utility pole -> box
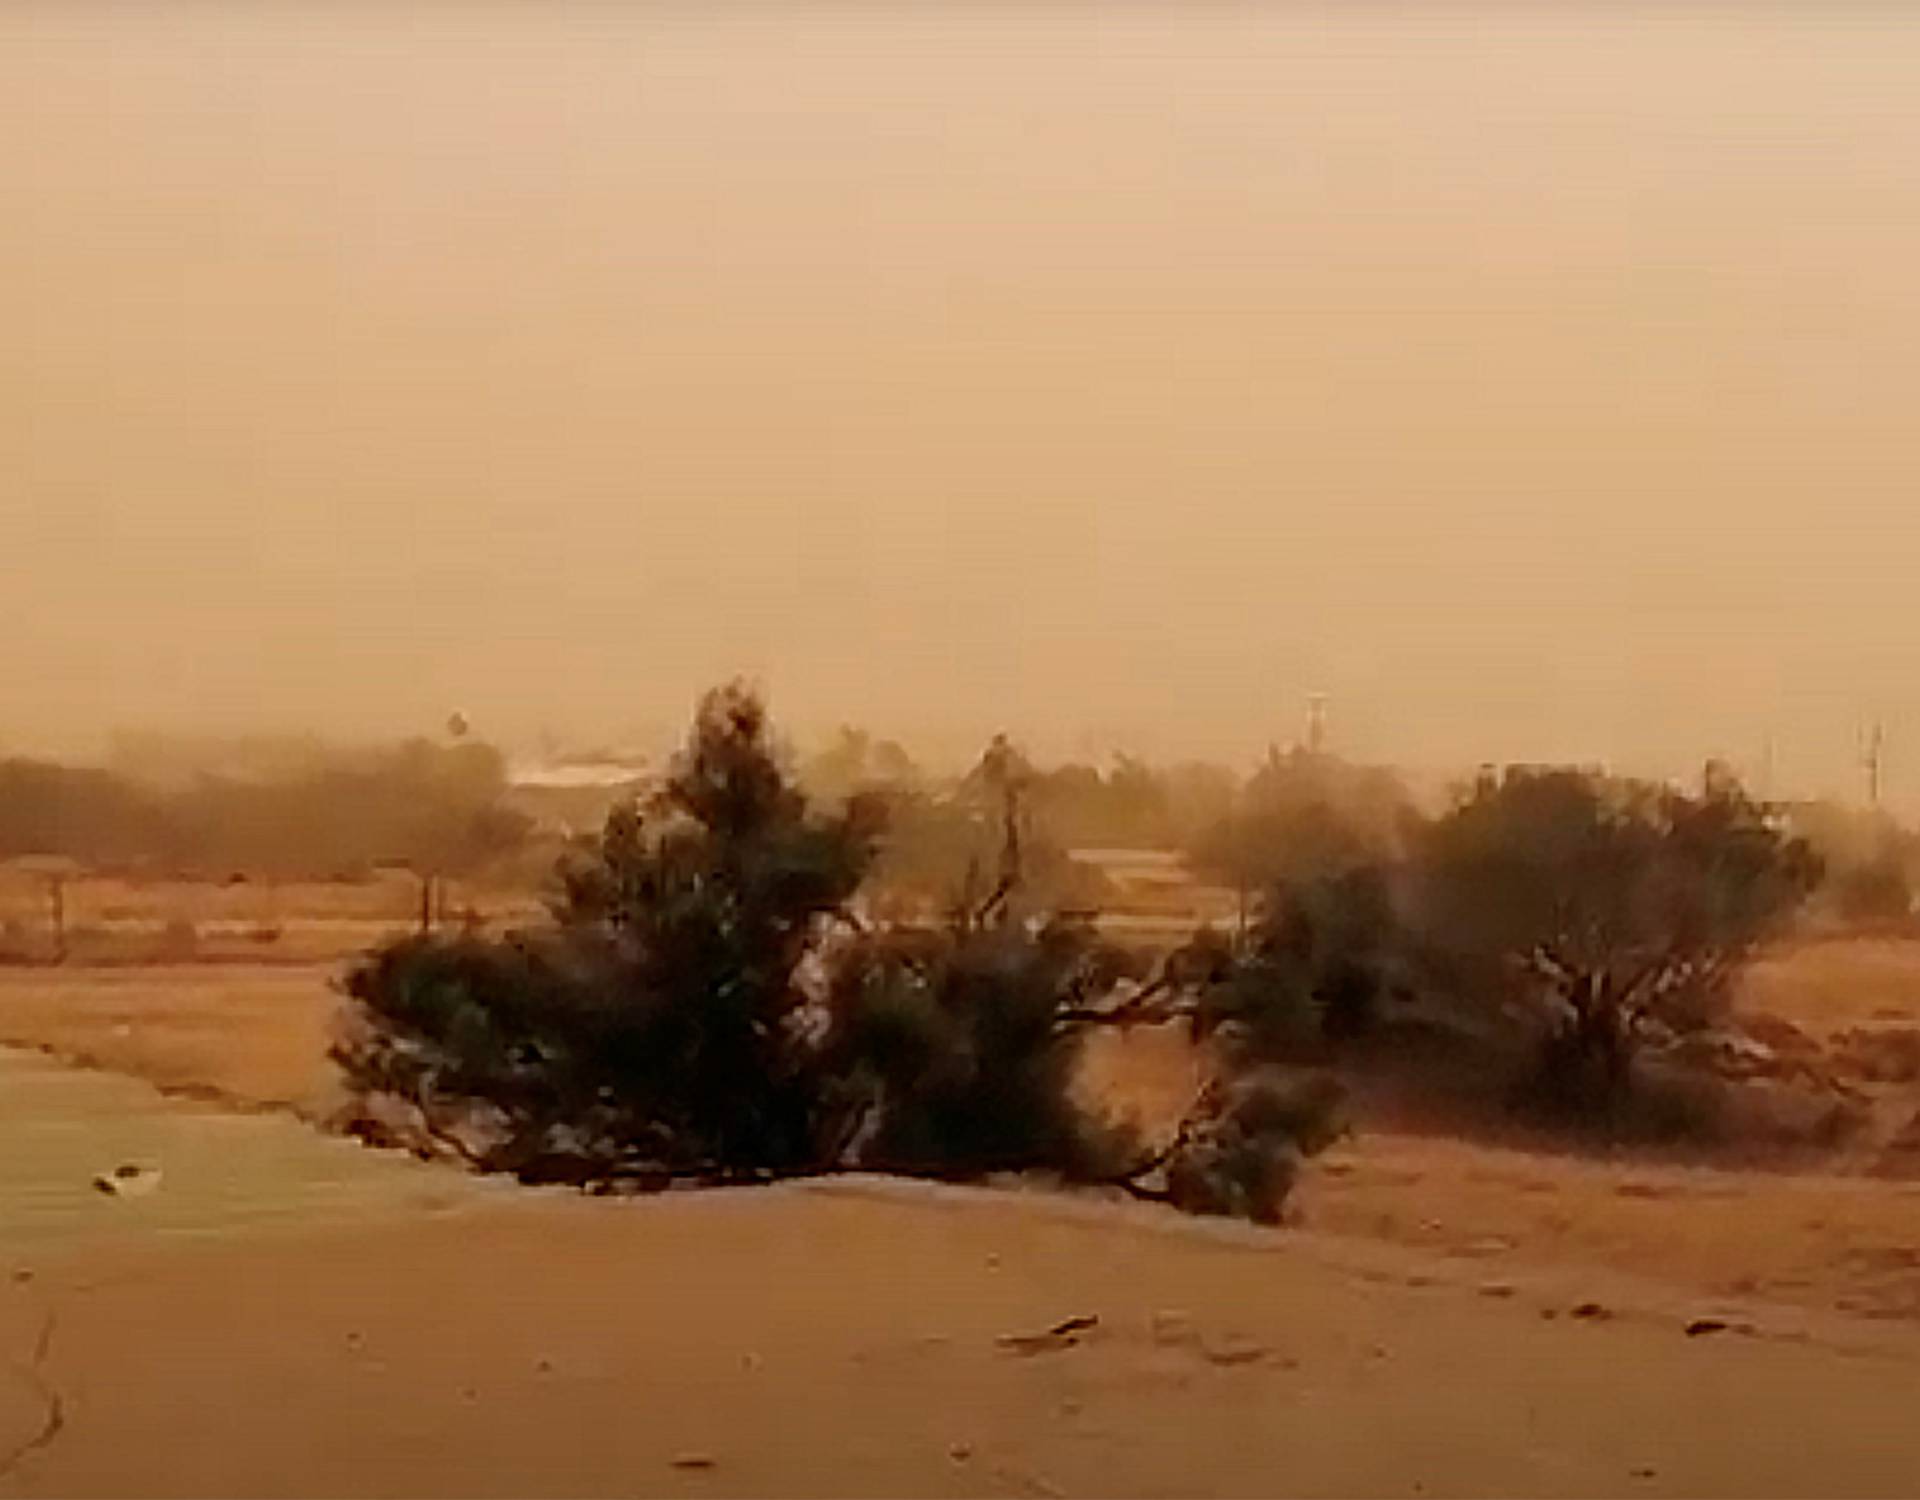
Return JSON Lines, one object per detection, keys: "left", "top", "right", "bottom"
{"left": 1862, "top": 721, "right": 1886, "bottom": 809}
{"left": 1306, "top": 693, "right": 1328, "bottom": 756}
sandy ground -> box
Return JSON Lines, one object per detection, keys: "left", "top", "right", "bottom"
{"left": 6, "top": 1176, "right": 1920, "bottom": 1499}
{"left": 3, "top": 940, "right": 1920, "bottom": 1495}
{"left": 0, "top": 966, "right": 339, "bottom": 1116}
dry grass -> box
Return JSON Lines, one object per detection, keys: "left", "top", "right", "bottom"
{"left": 0, "top": 964, "right": 341, "bottom": 1115}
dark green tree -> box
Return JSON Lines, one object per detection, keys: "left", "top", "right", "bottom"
{"left": 334, "top": 683, "right": 880, "bottom": 1180}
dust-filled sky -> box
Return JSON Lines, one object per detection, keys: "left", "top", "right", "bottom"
{"left": 6, "top": 4, "right": 1920, "bottom": 799}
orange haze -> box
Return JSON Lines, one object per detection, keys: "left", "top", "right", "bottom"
{"left": 6, "top": 5, "right": 1920, "bottom": 803}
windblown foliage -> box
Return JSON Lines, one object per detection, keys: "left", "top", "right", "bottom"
{"left": 1410, "top": 767, "right": 1821, "bottom": 1103}
{"left": 335, "top": 685, "right": 1341, "bottom": 1220}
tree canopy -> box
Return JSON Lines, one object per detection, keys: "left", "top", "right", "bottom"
{"left": 1409, "top": 766, "right": 1821, "bottom": 1099}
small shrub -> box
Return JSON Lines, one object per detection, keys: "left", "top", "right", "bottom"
{"left": 1161, "top": 1070, "right": 1347, "bottom": 1225}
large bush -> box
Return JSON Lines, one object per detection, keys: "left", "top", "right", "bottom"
{"left": 1409, "top": 767, "right": 1821, "bottom": 1107}
{"left": 1182, "top": 763, "right": 1826, "bottom": 1141}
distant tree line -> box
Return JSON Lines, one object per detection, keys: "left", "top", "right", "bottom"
{"left": 0, "top": 741, "right": 530, "bottom": 879}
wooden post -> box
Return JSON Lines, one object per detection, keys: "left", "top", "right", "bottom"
{"left": 47, "top": 875, "right": 66, "bottom": 965}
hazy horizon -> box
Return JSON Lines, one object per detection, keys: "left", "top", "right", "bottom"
{"left": 9, "top": 5, "right": 1920, "bottom": 807}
